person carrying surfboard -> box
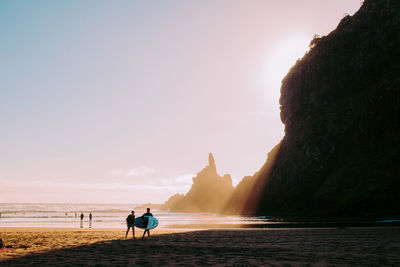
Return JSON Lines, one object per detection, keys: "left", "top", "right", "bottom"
{"left": 126, "top": 210, "right": 135, "bottom": 239}
{"left": 141, "top": 208, "right": 153, "bottom": 238}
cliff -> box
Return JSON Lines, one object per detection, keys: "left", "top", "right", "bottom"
{"left": 222, "top": 143, "right": 281, "bottom": 215}
{"left": 254, "top": 0, "right": 400, "bottom": 217}
{"left": 162, "top": 153, "right": 234, "bottom": 213}
{"left": 162, "top": 0, "right": 399, "bottom": 217}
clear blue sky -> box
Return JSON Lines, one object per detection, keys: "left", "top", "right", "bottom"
{"left": 0, "top": 0, "right": 360, "bottom": 203}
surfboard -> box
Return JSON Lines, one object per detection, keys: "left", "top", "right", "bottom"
{"left": 134, "top": 216, "right": 159, "bottom": 229}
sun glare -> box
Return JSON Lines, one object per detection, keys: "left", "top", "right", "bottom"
{"left": 265, "top": 35, "right": 311, "bottom": 109}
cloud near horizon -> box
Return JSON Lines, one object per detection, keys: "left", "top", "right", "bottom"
{"left": 108, "top": 166, "right": 156, "bottom": 177}
{"left": 0, "top": 173, "right": 194, "bottom": 203}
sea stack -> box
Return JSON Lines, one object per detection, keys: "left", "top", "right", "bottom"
{"left": 208, "top": 153, "right": 216, "bottom": 172}
{"left": 162, "top": 153, "right": 234, "bottom": 213}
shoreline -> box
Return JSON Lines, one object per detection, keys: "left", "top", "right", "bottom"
{"left": 2, "top": 218, "right": 399, "bottom": 231}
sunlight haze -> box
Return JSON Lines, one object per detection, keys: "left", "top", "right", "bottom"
{"left": 0, "top": 0, "right": 360, "bottom": 203}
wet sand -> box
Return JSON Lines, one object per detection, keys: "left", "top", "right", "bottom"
{"left": 1, "top": 227, "right": 399, "bottom": 266}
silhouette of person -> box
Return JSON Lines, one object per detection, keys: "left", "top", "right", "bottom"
{"left": 126, "top": 210, "right": 135, "bottom": 239}
{"left": 80, "top": 213, "right": 84, "bottom": 228}
{"left": 89, "top": 212, "right": 92, "bottom": 228}
{"left": 141, "top": 208, "right": 153, "bottom": 238}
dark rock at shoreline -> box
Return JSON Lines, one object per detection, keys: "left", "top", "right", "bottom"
{"left": 254, "top": 0, "right": 400, "bottom": 217}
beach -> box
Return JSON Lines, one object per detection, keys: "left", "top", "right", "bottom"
{"left": 1, "top": 227, "right": 399, "bottom": 266}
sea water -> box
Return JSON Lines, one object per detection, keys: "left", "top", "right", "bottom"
{"left": 0, "top": 203, "right": 273, "bottom": 229}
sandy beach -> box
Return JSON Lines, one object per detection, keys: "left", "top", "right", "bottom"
{"left": 1, "top": 226, "right": 399, "bottom": 266}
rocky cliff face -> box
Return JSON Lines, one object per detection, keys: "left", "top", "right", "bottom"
{"left": 255, "top": 0, "right": 400, "bottom": 217}
{"left": 162, "top": 153, "right": 234, "bottom": 213}
{"left": 223, "top": 143, "right": 281, "bottom": 215}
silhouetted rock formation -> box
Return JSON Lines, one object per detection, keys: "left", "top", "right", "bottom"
{"left": 254, "top": 0, "right": 400, "bottom": 217}
{"left": 208, "top": 153, "right": 216, "bottom": 173}
{"left": 223, "top": 143, "right": 281, "bottom": 215}
{"left": 162, "top": 0, "right": 399, "bottom": 217}
{"left": 162, "top": 153, "right": 234, "bottom": 213}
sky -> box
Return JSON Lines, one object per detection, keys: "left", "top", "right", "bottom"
{"left": 0, "top": 0, "right": 361, "bottom": 203}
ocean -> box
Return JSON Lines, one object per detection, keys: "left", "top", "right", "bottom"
{"left": 0, "top": 203, "right": 271, "bottom": 229}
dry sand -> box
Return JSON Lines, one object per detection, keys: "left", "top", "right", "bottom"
{"left": 0, "top": 227, "right": 399, "bottom": 266}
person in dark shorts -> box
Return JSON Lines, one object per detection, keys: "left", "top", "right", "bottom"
{"left": 89, "top": 212, "right": 93, "bottom": 228}
{"left": 80, "top": 213, "right": 84, "bottom": 228}
{"left": 126, "top": 210, "right": 135, "bottom": 239}
{"left": 141, "top": 208, "right": 153, "bottom": 238}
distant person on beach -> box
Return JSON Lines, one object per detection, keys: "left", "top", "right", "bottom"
{"left": 126, "top": 210, "right": 135, "bottom": 239}
{"left": 141, "top": 208, "right": 153, "bottom": 238}
{"left": 89, "top": 212, "right": 92, "bottom": 228}
{"left": 80, "top": 213, "right": 84, "bottom": 228}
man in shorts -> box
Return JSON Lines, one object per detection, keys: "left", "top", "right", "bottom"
{"left": 141, "top": 208, "right": 153, "bottom": 238}
{"left": 126, "top": 210, "right": 135, "bottom": 239}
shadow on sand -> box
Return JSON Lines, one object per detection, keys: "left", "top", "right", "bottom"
{"left": 1, "top": 228, "right": 400, "bottom": 266}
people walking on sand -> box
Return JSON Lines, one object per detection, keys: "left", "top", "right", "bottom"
{"left": 80, "top": 213, "right": 84, "bottom": 228}
{"left": 89, "top": 212, "right": 92, "bottom": 228}
{"left": 141, "top": 208, "right": 153, "bottom": 238}
{"left": 126, "top": 210, "right": 135, "bottom": 239}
